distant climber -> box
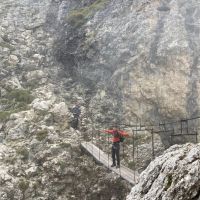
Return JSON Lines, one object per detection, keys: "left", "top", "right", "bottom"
{"left": 70, "top": 103, "right": 81, "bottom": 130}
{"left": 102, "top": 126, "right": 129, "bottom": 168}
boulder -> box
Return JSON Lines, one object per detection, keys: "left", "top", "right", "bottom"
{"left": 5, "top": 118, "right": 29, "bottom": 140}
{"left": 10, "top": 110, "right": 35, "bottom": 122}
{"left": 25, "top": 70, "right": 47, "bottom": 81}
{"left": 127, "top": 144, "right": 200, "bottom": 200}
{"left": 31, "top": 98, "right": 51, "bottom": 111}
{"left": 8, "top": 55, "right": 19, "bottom": 65}
{"left": 50, "top": 102, "right": 69, "bottom": 123}
{"left": 6, "top": 110, "right": 35, "bottom": 140}
{"left": 0, "top": 167, "right": 12, "bottom": 183}
{"left": 5, "top": 77, "right": 22, "bottom": 89}
{"left": 25, "top": 164, "right": 38, "bottom": 177}
{"left": 33, "top": 85, "right": 56, "bottom": 102}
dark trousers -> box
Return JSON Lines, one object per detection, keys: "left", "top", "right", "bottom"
{"left": 112, "top": 142, "right": 120, "bottom": 166}
{"left": 72, "top": 117, "right": 79, "bottom": 130}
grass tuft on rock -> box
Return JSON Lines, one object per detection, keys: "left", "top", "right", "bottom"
{"left": 0, "top": 41, "right": 15, "bottom": 50}
{"left": 0, "top": 89, "right": 34, "bottom": 122}
{"left": 0, "top": 111, "right": 11, "bottom": 121}
{"left": 18, "top": 178, "right": 29, "bottom": 193}
{"left": 128, "top": 160, "right": 136, "bottom": 169}
{"left": 66, "top": 0, "right": 109, "bottom": 27}
{"left": 6, "top": 89, "right": 34, "bottom": 104}
{"left": 4, "top": 155, "right": 16, "bottom": 164}
{"left": 165, "top": 174, "right": 173, "bottom": 191}
{"left": 60, "top": 142, "right": 71, "bottom": 149}
{"left": 36, "top": 130, "right": 48, "bottom": 141}
{"left": 16, "top": 147, "right": 29, "bottom": 161}
{"left": 58, "top": 160, "right": 67, "bottom": 171}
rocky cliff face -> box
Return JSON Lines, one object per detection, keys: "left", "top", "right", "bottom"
{"left": 127, "top": 143, "right": 200, "bottom": 200}
{"left": 0, "top": 0, "right": 130, "bottom": 199}
{"left": 1, "top": 0, "right": 200, "bottom": 199}
{"left": 55, "top": 0, "right": 200, "bottom": 125}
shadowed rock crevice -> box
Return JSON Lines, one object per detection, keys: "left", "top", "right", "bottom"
{"left": 180, "top": 1, "right": 200, "bottom": 117}
{"left": 149, "top": 0, "right": 172, "bottom": 66}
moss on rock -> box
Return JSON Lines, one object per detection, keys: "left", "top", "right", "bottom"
{"left": 18, "top": 178, "right": 29, "bottom": 193}
{"left": 0, "top": 89, "right": 34, "bottom": 122}
{"left": 0, "top": 111, "right": 11, "bottom": 121}
{"left": 36, "top": 130, "right": 48, "bottom": 141}
{"left": 6, "top": 89, "right": 34, "bottom": 104}
{"left": 59, "top": 142, "right": 71, "bottom": 149}
{"left": 16, "top": 146, "right": 29, "bottom": 160}
{"left": 66, "top": 0, "right": 109, "bottom": 27}
{"left": 164, "top": 174, "right": 173, "bottom": 191}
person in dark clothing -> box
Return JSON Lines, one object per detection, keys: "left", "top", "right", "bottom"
{"left": 102, "top": 127, "right": 129, "bottom": 168}
{"left": 71, "top": 104, "right": 81, "bottom": 130}
{"left": 111, "top": 137, "right": 120, "bottom": 168}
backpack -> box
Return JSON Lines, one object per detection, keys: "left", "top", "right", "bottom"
{"left": 119, "top": 135, "right": 125, "bottom": 142}
{"left": 114, "top": 130, "right": 125, "bottom": 143}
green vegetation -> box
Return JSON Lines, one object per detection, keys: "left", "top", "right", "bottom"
{"left": 6, "top": 89, "right": 34, "bottom": 104}
{"left": 4, "top": 155, "right": 16, "bottom": 164}
{"left": 66, "top": 0, "right": 109, "bottom": 27}
{"left": 0, "top": 111, "right": 11, "bottom": 121}
{"left": 36, "top": 130, "right": 48, "bottom": 141}
{"left": 165, "top": 174, "right": 173, "bottom": 191}
{"left": 58, "top": 160, "right": 66, "bottom": 171}
{"left": 18, "top": 178, "right": 29, "bottom": 193}
{"left": 25, "top": 79, "right": 39, "bottom": 90}
{"left": 16, "top": 147, "right": 29, "bottom": 161}
{"left": 0, "top": 106, "right": 28, "bottom": 122}
{"left": 0, "top": 41, "right": 15, "bottom": 50}
{"left": 0, "top": 89, "right": 34, "bottom": 122}
{"left": 0, "top": 98, "right": 12, "bottom": 104}
{"left": 60, "top": 142, "right": 71, "bottom": 149}
{"left": 128, "top": 160, "right": 136, "bottom": 169}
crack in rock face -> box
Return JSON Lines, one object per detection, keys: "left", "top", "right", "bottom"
{"left": 127, "top": 143, "right": 200, "bottom": 200}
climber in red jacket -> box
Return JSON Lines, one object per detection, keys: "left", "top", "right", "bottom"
{"left": 102, "top": 126, "right": 129, "bottom": 168}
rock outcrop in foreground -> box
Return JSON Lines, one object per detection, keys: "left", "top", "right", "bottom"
{"left": 127, "top": 143, "right": 200, "bottom": 200}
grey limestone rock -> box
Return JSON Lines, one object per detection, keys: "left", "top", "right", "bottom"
{"left": 127, "top": 143, "right": 200, "bottom": 200}
{"left": 1, "top": 0, "right": 200, "bottom": 199}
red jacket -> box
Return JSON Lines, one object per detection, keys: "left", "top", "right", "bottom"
{"left": 102, "top": 129, "right": 129, "bottom": 143}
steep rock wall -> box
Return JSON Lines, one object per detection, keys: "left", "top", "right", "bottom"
{"left": 1, "top": 0, "right": 200, "bottom": 199}
{"left": 55, "top": 0, "right": 200, "bottom": 125}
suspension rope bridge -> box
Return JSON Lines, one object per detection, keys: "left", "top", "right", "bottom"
{"left": 79, "top": 114, "right": 200, "bottom": 185}
{"left": 76, "top": 67, "right": 200, "bottom": 185}
{"left": 81, "top": 141, "right": 139, "bottom": 185}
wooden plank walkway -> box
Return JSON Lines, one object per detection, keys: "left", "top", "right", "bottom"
{"left": 81, "top": 142, "right": 139, "bottom": 185}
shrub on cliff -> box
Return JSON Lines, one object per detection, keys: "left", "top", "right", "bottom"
{"left": 6, "top": 89, "right": 34, "bottom": 104}
{"left": 66, "top": 0, "right": 109, "bottom": 27}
